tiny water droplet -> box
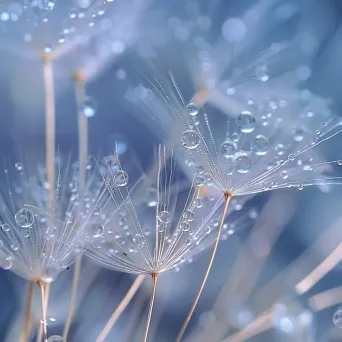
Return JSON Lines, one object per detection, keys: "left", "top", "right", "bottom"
{"left": 158, "top": 211, "right": 171, "bottom": 224}
{"left": 113, "top": 170, "right": 128, "bottom": 187}
{"left": 181, "top": 130, "right": 200, "bottom": 150}
{"left": 81, "top": 97, "right": 97, "bottom": 117}
{"left": 186, "top": 103, "right": 199, "bottom": 116}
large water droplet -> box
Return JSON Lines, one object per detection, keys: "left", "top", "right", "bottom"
{"left": 0, "top": 257, "right": 12, "bottom": 270}
{"left": 81, "top": 97, "right": 97, "bottom": 117}
{"left": 15, "top": 209, "right": 34, "bottom": 228}
{"left": 186, "top": 103, "right": 199, "bottom": 116}
{"left": 158, "top": 211, "right": 171, "bottom": 224}
{"left": 113, "top": 170, "right": 128, "bottom": 187}
{"left": 251, "top": 135, "right": 268, "bottom": 156}
{"left": 333, "top": 310, "right": 342, "bottom": 328}
{"left": 236, "top": 111, "right": 256, "bottom": 133}
{"left": 181, "top": 130, "right": 200, "bottom": 150}
{"left": 91, "top": 223, "right": 104, "bottom": 238}
{"left": 234, "top": 152, "right": 251, "bottom": 174}
{"left": 221, "top": 140, "right": 237, "bottom": 158}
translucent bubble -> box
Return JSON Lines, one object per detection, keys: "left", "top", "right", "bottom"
{"left": 333, "top": 310, "right": 342, "bottom": 328}
{"left": 1, "top": 224, "right": 10, "bottom": 232}
{"left": 90, "top": 223, "right": 104, "bottom": 238}
{"left": 195, "top": 175, "right": 206, "bottom": 186}
{"left": 47, "top": 335, "right": 64, "bottom": 342}
{"left": 0, "top": 257, "right": 12, "bottom": 270}
{"left": 234, "top": 152, "right": 251, "bottom": 174}
{"left": 280, "top": 170, "right": 289, "bottom": 179}
{"left": 92, "top": 206, "right": 101, "bottom": 216}
{"left": 236, "top": 111, "right": 256, "bottom": 133}
{"left": 221, "top": 140, "right": 237, "bottom": 158}
{"left": 113, "top": 170, "right": 128, "bottom": 187}
{"left": 181, "top": 130, "right": 200, "bottom": 149}
{"left": 15, "top": 162, "right": 23, "bottom": 171}
{"left": 338, "top": 160, "right": 342, "bottom": 166}
{"left": 15, "top": 209, "right": 34, "bottom": 228}
{"left": 251, "top": 135, "right": 268, "bottom": 156}
{"left": 81, "top": 97, "right": 97, "bottom": 117}
{"left": 293, "top": 128, "right": 304, "bottom": 142}
{"left": 183, "top": 210, "right": 195, "bottom": 222}
{"left": 158, "top": 211, "right": 171, "bottom": 224}
{"left": 181, "top": 221, "right": 191, "bottom": 231}
{"left": 186, "top": 103, "right": 199, "bottom": 116}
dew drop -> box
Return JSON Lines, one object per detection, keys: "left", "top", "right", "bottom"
{"left": 186, "top": 103, "right": 199, "bottom": 116}
{"left": 234, "top": 152, "right": 251, "bottom": 174}
{"left": 81, "top": 97, "right": 97, "bottom": 117}
{"left": 251, "top": 135, "right": 268, "bottom": 156}
{"left": 221, "top": 140, "right": 237, "bottom": 158}
{"left": 90, "top": 223, "right": 104, "bottom": 238}
{"left": 181, "top": 130, "right": 200, "bottom": 150}
{"left": 92, "top": 206, "right": 101, "bottom": 216}
{"left": 15, "top": 209, "right": 34, "bottom": 228}
{"left": 293, "top": 128, "right": 304, "bottom": 142}
{"left": 196, "top": 198, "right": 203, "bottom": 208}
{"left": 0, "top": 257, "right": 12, "bottom": 270}
{"left": 337, "top": 160, "right": 342, "bottom": 166}
{"left": 195, "top": 175, "right": 206, "bottom": 187}
{"left": 15, "top": 162, "right": 23, "bottom": 171}
{"left": 113, "top": 170, "right": 128, "bottom": 187}
{"left": 288, "top": 154, "right": 295, "bottom": 161}
{"left": 181, "top": 221, "right": 191, "bottom": 231}
{"left": 333, "top": 310, "right": 342, "bottom": 328}
{"left": 280, "top": 170, "right": 288, "bottom": 179}
{"left": 1, "top": 224, "right": 10, "bottom": 232}
{"left": 158, "top": 211, "right": 171, "bottom": 224}
{"left": 183, "top": 210, "right": 195, "bottom": 222}
{"left": 236, "top": 111, "right": 256, "bottom": 133}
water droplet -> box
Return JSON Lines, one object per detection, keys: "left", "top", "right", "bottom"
{"left": 46, "top": 335, "right": 64, "bottom": 342}
{"left": 251, "top": 135, "right": 268, "bottom": 156}
{"left": 333, "top": 310, "right": 342, "bottom": 328}
{"left": 81, "top": 97, "right": 97, "bottom": 117}
{"left": 92, "top": 206, "right": 101, "bottom": 216}
{"left": 298, "top": 184, "right": 304, "bottom": 191}
{"left": 195, "top": 175, "right": 206, "bottom": 187}
{"left": 288, "top": 154, "right": 295, "bottom": 161}
{"left": 1, "top": 224, "right": 10, "bottom": 232}
{"left": 186, "top": 238, "right": 192, "bottom": 246}
{"left": 0, "top": 257, "right": 12, "bottom": 270}
{"left": 186, "top": 103, "right": 199, "bottom": 116}
{"left": 181, "top": 221, "right": 191, "bottom": 231}
{"left": 280, "top": 170, "right": 288, "bottom": 179}
{"left": 15, "top": 162, "right": 23, "bottom": 171}
{"left": 337, "top": 160, "right": 342, "bottom": 166}
{"left": 221, "top": 140, "right": 237, "bottom": 158}
{"left": 90, "top": 223, "right": 104, "bottom": 238}
{"left": 255, "top": 65, "right": 269, "bottom": 82}
{"left": 181, "top": 130, "right": 200, "bottom": 150}
{"left": 236, "top": 111, "right": 256, "bottom": 133}
{"left": 293, "top": 128, "right": 304, "bottom": 142}
{"left": 234, "top": 152, "right": 251, "bottom": 174}
{"left": 113, "top": 170, "right": 128, "bottom": 187}
{"left": 158, "top": 211, "right": 171, "bottom": 224}
{"left": 15, "top": 209, "right": 34, "bottom": 228}
{"left": 196, "top": 198, "right": 203, "bottom": 208}
{"left": 183, "top": 210, "right": 195, "bottom": 222}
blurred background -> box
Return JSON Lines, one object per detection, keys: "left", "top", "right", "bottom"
{"left": 1, "top": 0, "right": 342, "bottom": 341}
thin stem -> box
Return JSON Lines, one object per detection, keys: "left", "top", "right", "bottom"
{"left": 22, "top": 281, "right": 35, "bottom": 342}
{"left": 96, "top": 275, "right": 146, "bottom": 342}
{"left": 42, "top": 54, "right": 56, "bottom": 213}
{"left": 63, "top": 256, "right": 82, "bottom": 340}
{"left": 38, "top": 281, "right": 48, "bottom": 342}
{"left": 143, "top": 272, "right": 159, "bottom": 342}
{"left": 175, "top": 192, "right": 232, "bottom": 342}
{"left": 74, "top": 71, "right": 88, "bottom": 200}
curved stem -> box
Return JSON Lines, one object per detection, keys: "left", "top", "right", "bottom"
{"left": 143, "top": 272, "right": 159, "bottom": 342}
{"left": 175, "top": 193, "right": 232, "bottom": 342}
{"left": 96, "top": 274, "right": 146, "bottom": 342}
{"left": 38, "top": 281, "right": 48, "bottom": 342}
{"left": 63, "top": 256, "right": 82, "bottom": 340}
{"left": 22, "top": 281, "right": 35, "bottom": 342}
